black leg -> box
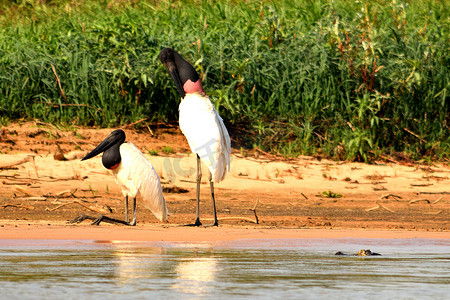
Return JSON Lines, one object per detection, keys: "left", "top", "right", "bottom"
{"left": 185, "top": 155, "right": 202, "bottom": 227}
{"left": 125, "top": 195, "right": 129, "bottom": 223}
{"left": 209, "top": 171, "right": 219, "bottom": 226}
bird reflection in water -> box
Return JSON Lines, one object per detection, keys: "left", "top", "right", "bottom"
{"left": 108, "top": 241, "right": 219, "bottom": 297}
{"left": 172, "top": 251, "right": 219, "bottom": 295}
{"left": 109, "top": 242, "right": 168, "bottom": 284}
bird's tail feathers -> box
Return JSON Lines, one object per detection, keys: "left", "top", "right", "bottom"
{"left": 139, "top": 178, "right": 169, "bottom": 222}
{"left": 210, "top": 153, "right": 229, "bottom": 183}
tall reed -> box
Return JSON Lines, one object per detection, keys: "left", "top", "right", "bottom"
{"left": 0, "top": 0, "right": 448, "bottom": 160}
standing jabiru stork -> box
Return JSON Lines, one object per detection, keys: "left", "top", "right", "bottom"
{"left": 71, "top": 129, "right": 168, "bottom": 226}
{"left": 159, "top": 47, "right": 231, "bottom": 227}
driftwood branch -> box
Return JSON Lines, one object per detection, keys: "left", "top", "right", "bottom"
{"left": 409, "top": 199, "right": 430, "bottom": 204}
{"left": 380, "top": 193, "right": 402, "bottom": 200}
{"left": 46, "top": 200, "right": 105, "bottom": 213}
{"left": 203, "top": 216, "right": 259, "bottom": 224}
{"left": 366, "top": 202, "right": 395, "bottom": 213}
{"left": 1, "top": 204, "right": 34, "bottom": 210}
{"left": 0, "top": 155, "right": 34, "bottom": 170}
{"left": 43, "top": 189, "right": 78, "bottom": 198}
{"left": 121, "top": 118, "right": 148, "bottom": 129}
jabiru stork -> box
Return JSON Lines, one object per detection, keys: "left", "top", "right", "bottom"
{"left": 71, "top": 129, "right": 168, "bottom": 225}
{"left": 159, "top": 47, "right": 231, "bottom": 226}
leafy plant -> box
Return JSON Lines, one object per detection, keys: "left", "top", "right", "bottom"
{"left": 0, "top": 0, "right": 447, "bottom": 161}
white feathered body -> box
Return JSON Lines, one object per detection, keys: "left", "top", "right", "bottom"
{"left": 111, "top": 142, "right": 168, "bottom": 222}
{"left": 179, "top": 93, "right": 231, "bottom": 183}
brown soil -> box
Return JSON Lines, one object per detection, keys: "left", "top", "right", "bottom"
{"left": 0, "top": 122, "right": 449, "bottom": 241}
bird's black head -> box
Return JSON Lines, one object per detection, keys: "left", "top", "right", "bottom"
{"left": 81, "top": 129, "right": 126, "bottom": 170}
{"left": 159, "top": 47, "right": 205, "bottom": 98}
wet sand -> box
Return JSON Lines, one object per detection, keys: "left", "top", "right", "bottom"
{"left": 1, "top": 221, "right": 448, "bottom": 242}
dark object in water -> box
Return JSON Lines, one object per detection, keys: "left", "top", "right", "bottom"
{"left": 335, "top": 249, "right": 381, "bottom": 256}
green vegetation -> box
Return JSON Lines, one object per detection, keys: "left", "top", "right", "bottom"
{"left": 147, "top": 149, "right": 159, "bottom": 156}
{"left": 319, "top": 190, "right": 343, "bottom": 198}
{"left": 161, "top": 146, "right": 174, "bottom": 155}
{"left": 0, "top": 0, "right": 448, "bottom": 161}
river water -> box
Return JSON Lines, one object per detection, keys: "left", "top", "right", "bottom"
{"left": 0, "top": 238, "right": 449, "bottom": 299}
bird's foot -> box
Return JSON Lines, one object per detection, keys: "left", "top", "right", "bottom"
{"left": 183, "top": 218, "right": 202, "bottom": 227}
{"left": 91, "top": 215, "right": 135, "bottom": 226}
{"left": 182, "top": 219, "right": 219, "bottom": 227}
{"left": 203, "top": 221, "right": 219, "bottom": 227}
{"left": 69, "top": 214, "right": 134, "bottom": 226}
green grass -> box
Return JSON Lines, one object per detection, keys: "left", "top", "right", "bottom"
{"left": 161, "top": 146, "right": 174, "bottom": 155}
{"left": 0, "top": 0, "right": 448, "bottom": 161}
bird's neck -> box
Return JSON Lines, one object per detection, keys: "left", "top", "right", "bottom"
{"left": 102, "top": 145, "right": 122, "bottom": 170}
{"left": 183, "top": 79, "right": 205, "bottom": 95}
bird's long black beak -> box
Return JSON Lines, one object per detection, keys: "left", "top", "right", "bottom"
{"left": 82, "top": 130, "right": 125, "bottom": 161}
{"left": 165, "top": 60, "right": 186, "bottom": 99}
{"left": 159, "top": 48, "right": 186, "bottom": 99}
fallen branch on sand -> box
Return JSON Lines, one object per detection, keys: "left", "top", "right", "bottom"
{"left": 410, "top": 183, "right": 433, "bottom": 187}
{"left": 1, "top": 204, "right": 34, "bottom": 210}
{"left": 46, "top": 200, "right": 106, "bottom": 213}
{"left": 380, "top": 193, "right": 402, "bottom": 200}
{"left": 20, "top": 196, "right": 47, "bottom": 201}
{"left": 43, "top": 189, "right": 78, "bottom": 198}
{"left": 0, "top": 155, "right": 34, "bottom": 170}
{"left": 409, "top": 199, "right": 430, "bottom": 204}
{"left": 419, "top": 191, "right": 449, "bottom": 195}
{"left": 203, "top": 216, "right": 259, "bottom": 224}
{"left": 432, "top": 197, "right": 443, "bottom": 204}
{"left": 203, "top": 200, "right": 261, "bottom": 224}
{"left": 365, "top": 202, "right": 395, "bottom": 213}
{"left": 14, "top": 186, "right": 34, "bottom": 197}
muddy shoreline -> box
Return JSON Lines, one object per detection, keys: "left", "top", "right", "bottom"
{"left": 1, "top": 122, "right": 449, "bottom": 239}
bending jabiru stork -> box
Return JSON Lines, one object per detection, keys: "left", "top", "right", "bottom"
{"left": 159, "top": 47, "right": 231, "bottom": 226}
{"left": 71, "top": 129, "right": 168, "bottom": 226}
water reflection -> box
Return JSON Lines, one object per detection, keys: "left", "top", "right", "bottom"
{"left": 0, "top": 239, "right": 449, "bottom": 299}
{"left": 111, "top": 242, "right": 167, "bottom": 283}
{"left": 172, "top": 252, "right": 218, "bottom": 295}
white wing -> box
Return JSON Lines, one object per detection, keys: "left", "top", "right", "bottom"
{"left": 179, "top": 93, "right": 231, "bottom": 183}
{"left": 112, "top": 142, "right": 168, "bottom": 222}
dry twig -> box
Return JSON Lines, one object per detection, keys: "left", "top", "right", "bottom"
{"left": 0, "top": 155, "right": 34, "bottom": 170}
{"left": 1, "top": 204, "right": 34, "bottom": 210}
{"left": 43, "top": 189, "right": 78, "bottom": 198}
{"left": 366, "top": 205, "right": 380, "bottom": 211}
{"left": 121, "top": 118, "right": 148, "bottom": 129}
{"left": 377, "top": 202, "right": 395, "bottom": 212}
{"left": 409, "top": 199, "right": 431, "bottom": 204}
{"left": 380, "top": 193, "right": 402, "bottom": 200}
{"left": 432, "top": 196, "right": 443, "bottom": 204}
{"left": 203, "top": 216, "right": 259, "bottom": 224}
{"left": 46, "top": 200, "right": 105, "bottom": 213}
